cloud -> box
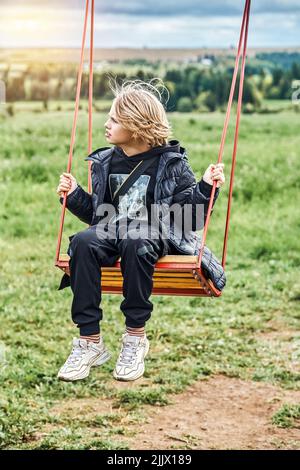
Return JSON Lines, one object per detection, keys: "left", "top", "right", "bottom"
{"left": 93, "top": 1, "right": 300, "bottom": 17}
{"left": 92, "top": 12, "right": 300, "bottom": 48}
{"left": 1, "top": 1, "right": 300, "bottom": 16}
{"left": 0, "top": 1, "right": 299, "bottom": 48}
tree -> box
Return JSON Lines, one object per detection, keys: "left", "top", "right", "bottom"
{"left": 279, "top": 77, "right": 291, "bottom": 99}
{"left": 204, "top": 91, "right": 217, "bottom": 112}
{"left": 291, "top": 62, "right": 300, "bottom": 80}
{"left": 243, "top": 78, "right": 262, "bottom": 108}
{"left": 6, "top": 76, "right": 26, "bottom": 102}
{"left": 165, "top": 69, "right": 182, "bottom": 84}
{"left": 273, "top": 68, "right": 284, "bottom": 86}
{"left": 177, "top": 97, "right": 193, "bottom": 112}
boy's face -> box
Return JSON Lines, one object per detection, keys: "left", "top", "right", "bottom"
{"left": 104, "top": 103, "right": 133, "bottom": 146}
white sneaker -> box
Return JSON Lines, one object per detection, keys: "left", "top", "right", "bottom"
{"left": 57, "top": 337, "right": 111, "bottom": 381}
{"left": 113, "top": 333, "right": 149, "bottom": 381}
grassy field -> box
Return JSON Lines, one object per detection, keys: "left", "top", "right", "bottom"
{"left": 0, "top": 105, "right": 299, "bottom": 449}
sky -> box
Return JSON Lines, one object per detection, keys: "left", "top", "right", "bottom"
{"left": 0, "top": 0, "right": 299, "bottom": 49}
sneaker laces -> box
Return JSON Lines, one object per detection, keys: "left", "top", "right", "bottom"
{"left": 118, "top": 337, "right": 139, "bottom": 365}
{"left": 66, "top": 340, "right": 88, "bottom": 365}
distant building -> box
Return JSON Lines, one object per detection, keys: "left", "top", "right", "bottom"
{"left": 201, "top": 57, "right": 213, "bottom": 66}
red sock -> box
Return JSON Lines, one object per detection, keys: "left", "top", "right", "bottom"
{"left": 126, "top": 326, "right": 145, "bottom": 337}
{"left": 80, "top": 333, "right": 100, "bottom": 344}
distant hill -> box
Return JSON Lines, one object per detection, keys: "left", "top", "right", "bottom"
{"left": 0, "top": 47, "right": 300, "bottom": 64}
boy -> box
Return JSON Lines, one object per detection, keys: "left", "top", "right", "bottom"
{"left": 56, "top": 79, "right": 225, "bottom": 382}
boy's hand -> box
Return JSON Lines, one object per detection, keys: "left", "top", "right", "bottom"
{"left": 57, "top": 172, "right": 78, "bottom": 197}
{"left": 203, "top": 163, "right": 225, "bottom": 188}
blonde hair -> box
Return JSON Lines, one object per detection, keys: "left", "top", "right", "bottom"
{"left": 108, "top": 77, "right": 173, "bottom": 147}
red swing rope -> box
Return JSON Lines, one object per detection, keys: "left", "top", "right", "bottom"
{"left": 197, "top": 0, "right": 251, "bottom": 271}
{"left": 88, "top": 0, "right": 94, "bottom": 193}
{"left": 55, "top": 0, "right": 94, "bottom": 264}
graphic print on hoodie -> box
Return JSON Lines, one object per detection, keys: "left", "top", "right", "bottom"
{"left": 103, "top": 141, "right": 181, "bottom": 224}
{"left": 109, "top": 173, "right": 150, "bottom": 222}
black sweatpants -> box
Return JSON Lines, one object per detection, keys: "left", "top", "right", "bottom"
{"left": 62, "top": 224, "right": 165, "bottom": 336}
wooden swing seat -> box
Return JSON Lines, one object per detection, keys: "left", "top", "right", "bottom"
{"left": 56, "top": 254, "right": 221, "bottom": 297}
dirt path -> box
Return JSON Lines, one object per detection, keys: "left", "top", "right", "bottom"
{"left": 121, "top": 375, "right": 300, "bottom": 449}
{"left": 46, "top": 375, "right": 300, "bottom": 450}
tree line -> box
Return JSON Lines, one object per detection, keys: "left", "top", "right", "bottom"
{"left": 2, "top": 56, "right": 300, "bottom": 112}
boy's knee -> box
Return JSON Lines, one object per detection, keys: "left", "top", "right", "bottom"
{"left": 136, "top": 243, "right": 155, "bottom": 257}
{"left": 119, "top": 237, "right": 144, "bottom": 252}
{"left": 120, "top": 238, "right": 156, "bottom": 259}
{"left": 70, "top": 229, "right": 97, "bottom": 250}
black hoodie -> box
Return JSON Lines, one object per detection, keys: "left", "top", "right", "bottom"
{"left": 103, "top": 140, "right": 180, "bottom": 223}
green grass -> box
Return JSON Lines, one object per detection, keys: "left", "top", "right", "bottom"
{"left": 0, "top": 105, "right": 300, "bottom": 449}
{"left": 272, "top": 404, "right": 300, "bottom": 429}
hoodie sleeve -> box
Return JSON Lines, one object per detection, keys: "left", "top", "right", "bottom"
{"left": 171, "top": 159, "right": 219, "bottom": 231}
{"left": 59, "top": 184, "right": 93, "bottom": 225}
